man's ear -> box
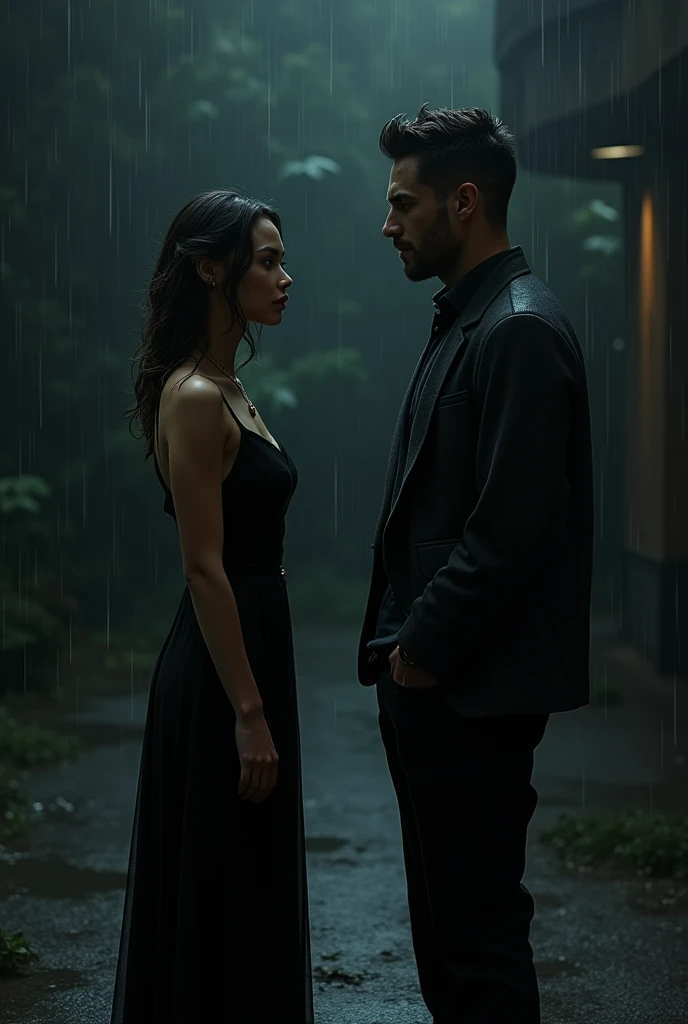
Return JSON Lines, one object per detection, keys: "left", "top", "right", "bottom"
{"left": 453, "top": 182, "right": 479, "bottom": 221}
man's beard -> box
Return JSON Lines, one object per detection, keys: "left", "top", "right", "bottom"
{"left": 404, "top": 205, "right": 460, "bottom": 283}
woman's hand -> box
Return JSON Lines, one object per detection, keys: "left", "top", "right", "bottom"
{"left": 235, "top": 706, "right": 279, "bottom": 803}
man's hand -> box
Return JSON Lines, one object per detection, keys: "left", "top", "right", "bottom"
{"left": 389, "top": 647, "right": 438, "bottom": 688}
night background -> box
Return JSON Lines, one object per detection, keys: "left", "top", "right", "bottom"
{"left": 0, "top": 2, "right": 686, "bottom": 1022}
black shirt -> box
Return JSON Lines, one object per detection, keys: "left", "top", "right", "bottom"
{"left": 370, "top": 248, "right": 515, "bottom": 653}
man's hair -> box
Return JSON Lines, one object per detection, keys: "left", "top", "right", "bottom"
{"left": 379, "top": 105, "right": 517, "bottom": 227}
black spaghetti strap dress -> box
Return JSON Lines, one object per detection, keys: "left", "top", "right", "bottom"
{"left": 110, "top": 393, "right": 313, "bottom": 1023}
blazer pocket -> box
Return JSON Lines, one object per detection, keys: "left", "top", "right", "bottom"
{"left": 415, "top": 539, "right": 460, "bottom": 580}
{"left": 437, "top": 389, "right": 469, "bottom": 409}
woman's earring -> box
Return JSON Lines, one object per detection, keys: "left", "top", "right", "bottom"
{"left": 209, "top": 277, "right": 216, "bottom": 291}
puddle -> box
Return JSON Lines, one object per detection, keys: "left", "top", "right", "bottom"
{"left": 315, "top": 950, "right": 381, "bottom": 986}
{"left": 0, "top": 856, "right": 126, "bottom": 899}
{"left": 0, "top": 968, "right": 86, "bottom": 1013}
{"left": 536, "top": 957, "right": 584, "bottom": 978}
{"left": 325, "top": 857, "right": 360, "bottom": 866}
{"left": 314, "top": 964, "right": 375, "bottom": 987}
{"left": 377, "top": 949, "right": 402, "bottom": 962}
{"left": 306, "top": 836, "right": 348, "bottom": 853}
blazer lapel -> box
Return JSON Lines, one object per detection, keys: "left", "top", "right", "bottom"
{"left": 383, "top": 247, "right": 531, "bottom": 534}
{"left": 385, "top": 324, "right": 467, "bottom": 529}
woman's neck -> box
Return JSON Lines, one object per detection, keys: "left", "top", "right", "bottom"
{"left": 198, "top": 312, "right": 245, "bottom": 375}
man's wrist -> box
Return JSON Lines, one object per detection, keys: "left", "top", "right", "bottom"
{"left": 397, "top": 646, "right": 416, "bottom": 667}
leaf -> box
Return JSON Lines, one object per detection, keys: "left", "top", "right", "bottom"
{"left": 582, "top": 235, "right": 621, "bottom": 256}
{"left": 0, "top": 495, "right": 41, "bottom": 515}
{"left": 446, "top": 0, "right": 480, "bottom": 18}
{"left": 273, "top": 386, "right": 298, "bottom": 408}
{"left": 0, "top": 925, "right": 39, "bottom": 973}
{"left": 213, "top": 33, "right": 236, "bottom": 55}
{"left": 589, "top": 198, "right": 619, "bottom": 222}
{"left": 572, "top": 198, "right": 620, "bottom": 229}
{"left": 188, "top": 98, "right": 218, "bottom": 120}
{"left": 279, "top": 155, "right": 341, "bottom": 181}
{"left": 0, "top": 475, "right": 51, "bottom": 499}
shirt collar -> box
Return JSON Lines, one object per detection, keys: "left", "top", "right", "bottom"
{"left": 431, "top": 247, "right": 517, "bottom": 325}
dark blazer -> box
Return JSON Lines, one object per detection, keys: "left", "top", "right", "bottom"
{"left": 357, "top": 247, "right": 594, "bottom": 716}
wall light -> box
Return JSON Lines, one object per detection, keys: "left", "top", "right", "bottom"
{"left": 591, "top": 144, "right": 645, "bottom": 159}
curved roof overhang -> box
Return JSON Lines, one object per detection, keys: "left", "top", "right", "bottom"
{"left": 494, "top": 0, "right": 688, "bottom": 180}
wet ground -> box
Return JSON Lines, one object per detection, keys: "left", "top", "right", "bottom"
{"left": 1, "top": 621, "right": 688, "bottom": 1023}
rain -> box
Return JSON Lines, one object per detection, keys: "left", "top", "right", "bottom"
{"left": 1, "top": 1, "right": 687, "bottom": 1021}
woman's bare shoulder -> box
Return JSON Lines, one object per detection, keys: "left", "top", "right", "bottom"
{"left": 160, "top": 366, "right": 232, "bottom": 435}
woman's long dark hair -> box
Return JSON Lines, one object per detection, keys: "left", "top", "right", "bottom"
{"left": 125, "top": 189, "right": 282, "bottom": 460}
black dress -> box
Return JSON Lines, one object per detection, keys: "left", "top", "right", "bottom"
{"left": 110, "top": 393, "right": 313, "bottom": 1023}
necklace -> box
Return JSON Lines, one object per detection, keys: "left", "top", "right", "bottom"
{"left": 201, "top": 349, "right": 257, "bottom": 417}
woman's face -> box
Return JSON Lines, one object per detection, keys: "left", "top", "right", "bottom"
{"left": 235, "top": 216, "right": 292, "bottom": 326}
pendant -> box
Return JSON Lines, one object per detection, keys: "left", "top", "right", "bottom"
{"left": 249, "top": 404, "right": 257, "bottom": 417}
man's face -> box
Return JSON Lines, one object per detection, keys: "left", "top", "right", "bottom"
{"left": 382, "top": 156, "right": 461, "bottom": 283}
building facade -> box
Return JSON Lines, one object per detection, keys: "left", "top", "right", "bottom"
{"left": 494, "top": 0, "right": 688, "bottom": 674}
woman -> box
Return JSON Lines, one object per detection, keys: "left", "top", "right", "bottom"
{"left": 111, "top": 190, "right": 313, "bottom": 1022}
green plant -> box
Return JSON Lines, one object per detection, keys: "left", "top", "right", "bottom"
{"left": 239, "top": 347, "right": 369, "bottom": 413}
{"left": 0, "top": 476, "right": 51, "bottom": 518}
{"left": 0, "top": 767, "right": 30, "bottom": 841}
{"left": 572, "top": 198, "right": 622, "bottom": 284}
{"left": 0, "top": 929, "right": 39, "bottom": 976}
{"left": 0, "top": 707, "right": 83, "bottom": 770}
{"left": 0, "top": 568, "right": 78, "bottom": 695}
{"left": 0, "top": 576, "right": 63, "bottom": 654}
{"left": 0, "top": 708, "right": 83, "bottom": 841}
{"left": 0, "top": 474, "right": 80, "bottom": 693}
{"left": 279, "top": 155, "right": 341, "bottom": 182}
{"left": 540, "top": 808, "right": 688, "bottom": 880}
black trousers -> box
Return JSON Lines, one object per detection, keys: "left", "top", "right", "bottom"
{"left": 376, "top": 671, "right": 549, "bottom": 1024}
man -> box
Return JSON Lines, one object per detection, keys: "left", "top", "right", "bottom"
{"left": 357, "top": 105, "right": 594, "bottom": 1024}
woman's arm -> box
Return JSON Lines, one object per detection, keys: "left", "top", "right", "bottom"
{"left": 163, "top": 376, "right": 278, "bottom": 802}
{"left": 165, "top": 376, "right": 262, "bottom": 716}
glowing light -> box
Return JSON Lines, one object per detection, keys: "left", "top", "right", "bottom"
{"left": 591, "top": 145, "right": 645, "bottom": 160}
